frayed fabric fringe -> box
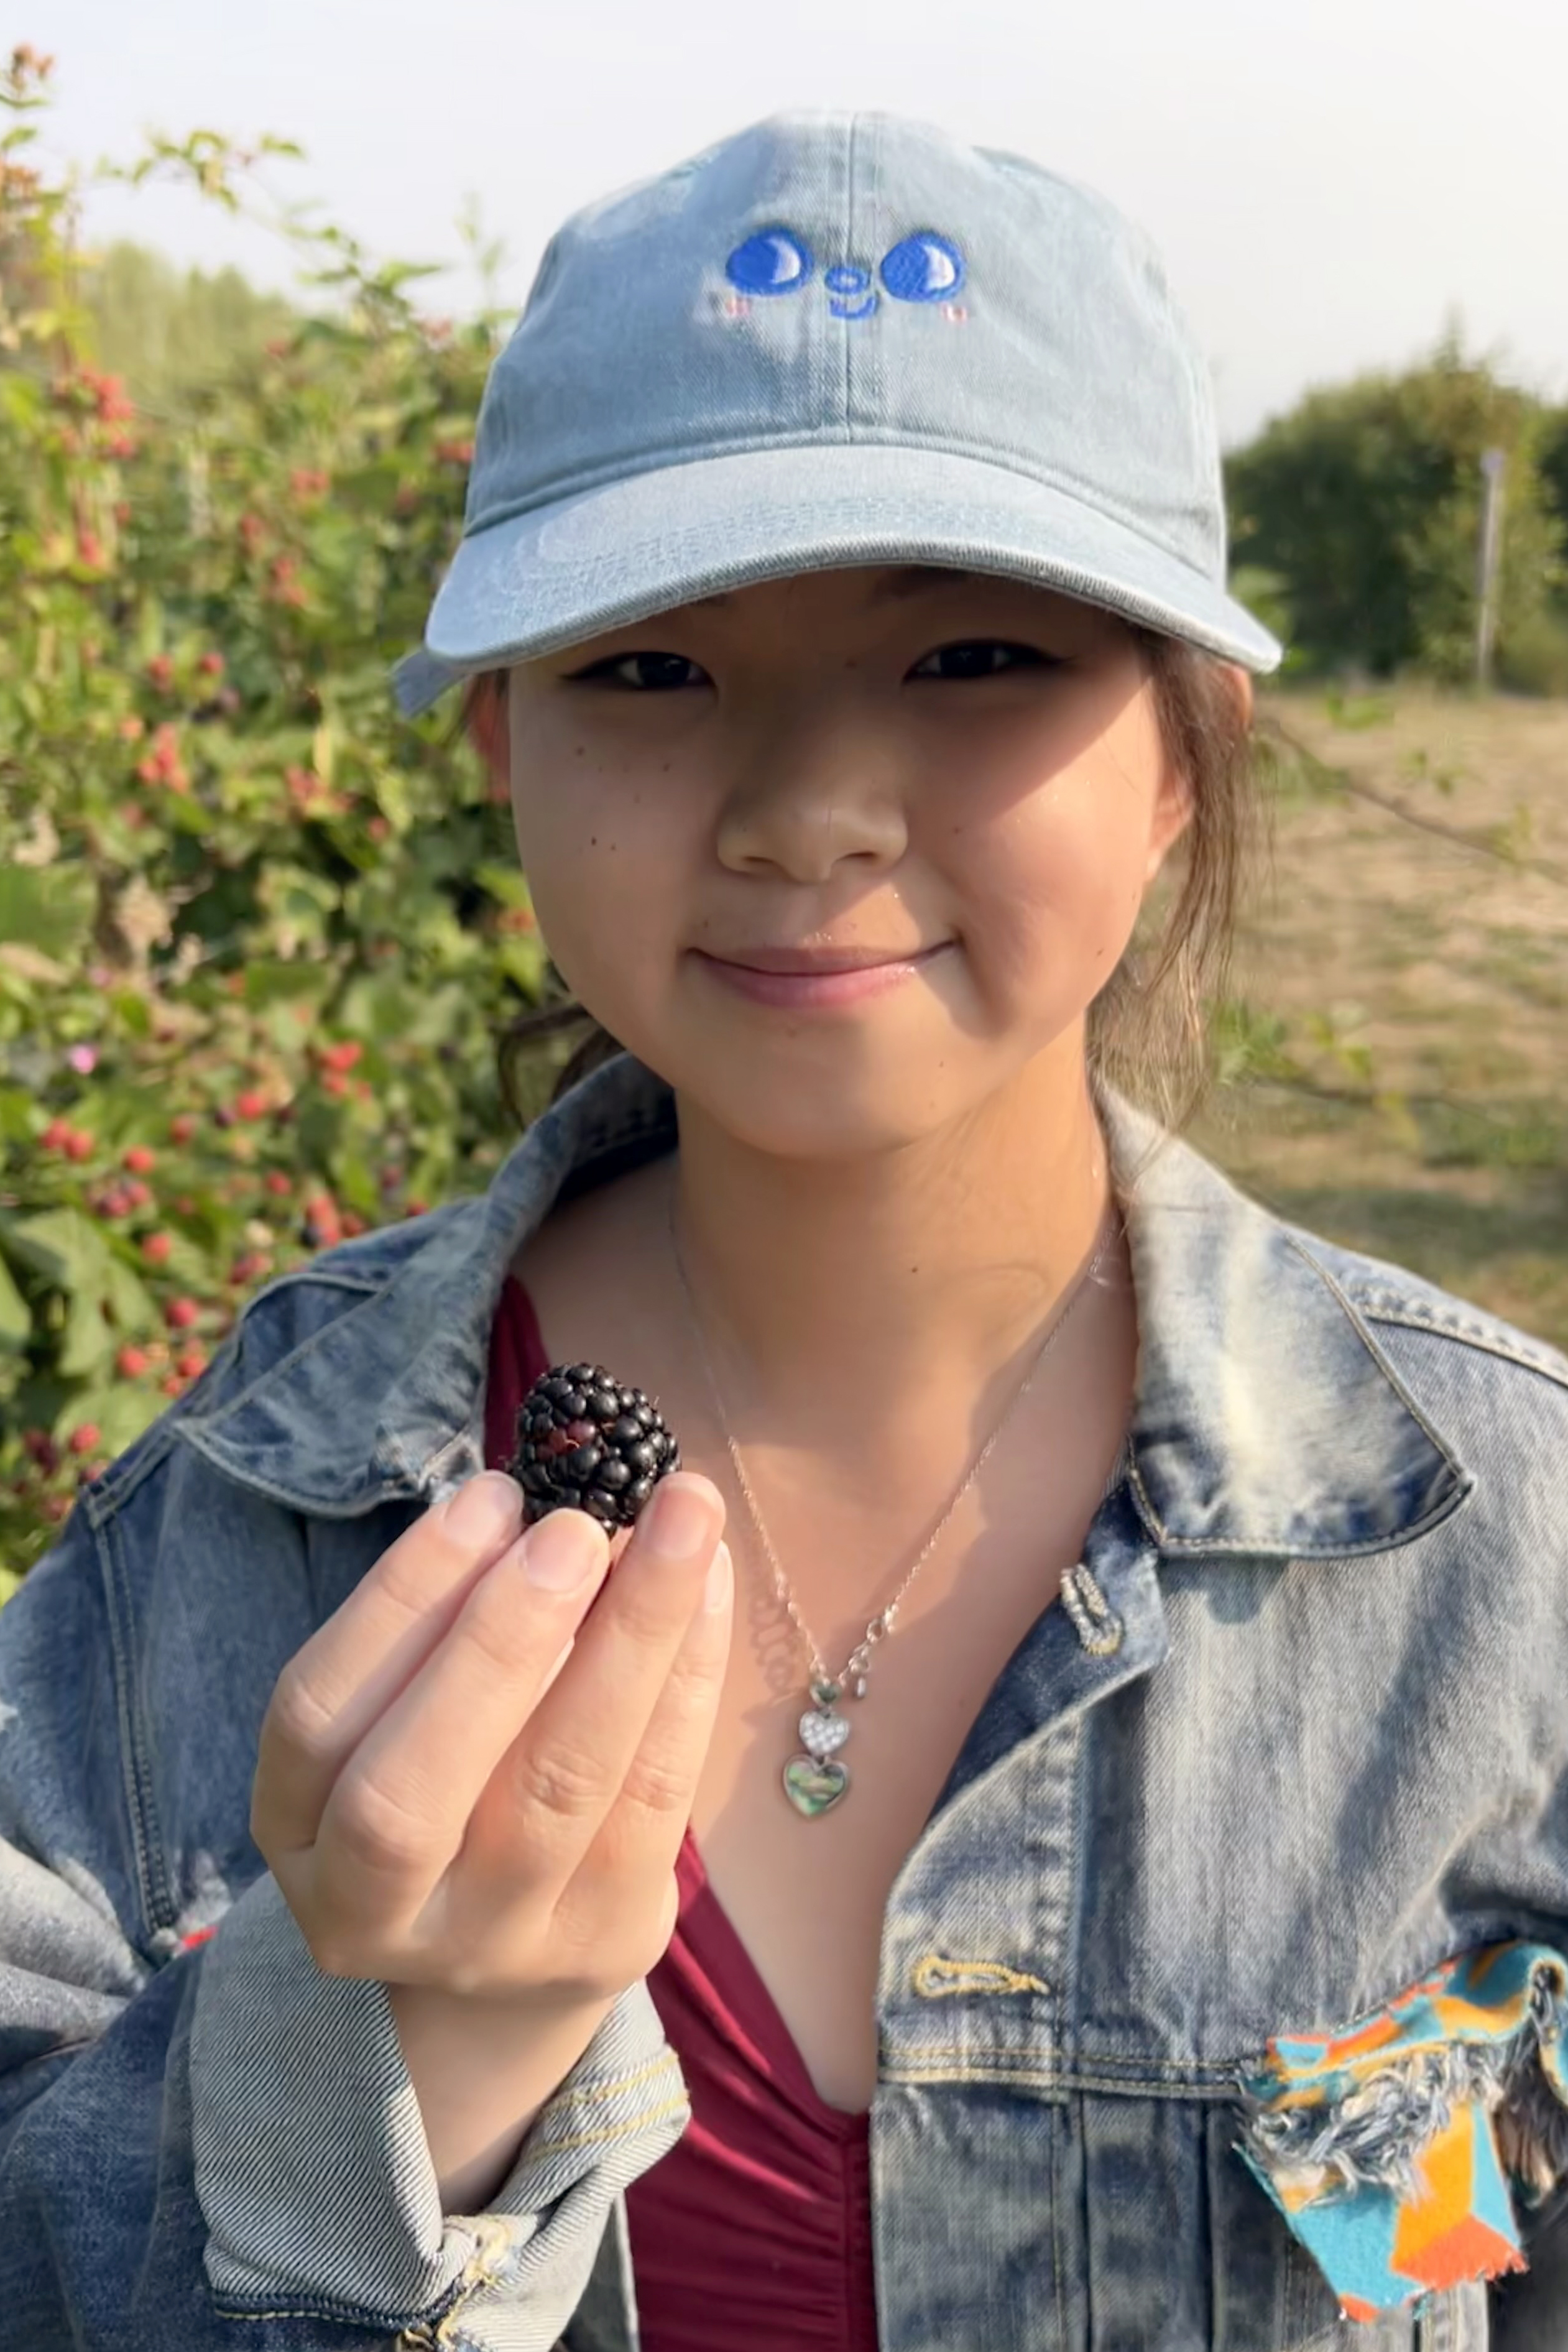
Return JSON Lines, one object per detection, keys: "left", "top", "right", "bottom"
{"left": 1234, "top": 1940, "right": 1568, "bottom": 2320}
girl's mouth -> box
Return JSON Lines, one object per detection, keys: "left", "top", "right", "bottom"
{"left": 692, "top": 944, "right": 949, "bottom": 1008}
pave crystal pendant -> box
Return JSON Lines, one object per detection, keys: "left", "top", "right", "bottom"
{"left": 782, "top": 1677, "right": 852, "bottom": 1817}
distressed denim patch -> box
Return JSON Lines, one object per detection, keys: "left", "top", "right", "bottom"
{"left": 1237, "top": 1941, "right": 1568, "bottom": 2321}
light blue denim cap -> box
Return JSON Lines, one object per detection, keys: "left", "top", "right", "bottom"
{"left": 393, "top": 111, "right": 1283, "bottom": 717}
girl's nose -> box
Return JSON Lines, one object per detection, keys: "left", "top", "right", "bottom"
{"left": 713, "top": 714, "right": 910, "bottom": 883}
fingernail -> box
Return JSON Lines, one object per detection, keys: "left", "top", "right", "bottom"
{"left": 524, "top": 1511, "right": 606, "bottom": 1590}
{"left": 644, "top": 1473, "right": 722, "bottom": 1561}
{"left": 704, "top": 1541, "right": 732, "bottom": 1613}
{"left": 441, "top": 1471, "right": 523, "bottom": 1551}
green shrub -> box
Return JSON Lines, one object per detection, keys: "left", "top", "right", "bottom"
{"left": 1226, "top": 331, "right": 1567, "bottom": 682}
{"left": 1496, "top": 610, "right": 1568, "bottom": 698}
{"left": 0, "top": 49, "right": 551, "bottom": 1572}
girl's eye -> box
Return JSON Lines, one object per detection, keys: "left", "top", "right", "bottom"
{"left": 568, "top": 651, "right": 711, "bottom": 692}
{"left": 908, "top": 640, "right": 1058, "bottom": 681}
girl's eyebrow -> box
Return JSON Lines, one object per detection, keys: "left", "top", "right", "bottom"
{"left": 686, "top": 565, "right": 982, "bottom": 614}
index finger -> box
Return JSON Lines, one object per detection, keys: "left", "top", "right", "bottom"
{"left": 251, "top": 1472, "right": 528, "bottom": 1855}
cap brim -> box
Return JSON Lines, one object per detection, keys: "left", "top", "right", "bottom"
{"left": 393, "top": 441, "right": 1283, "bottom": 717}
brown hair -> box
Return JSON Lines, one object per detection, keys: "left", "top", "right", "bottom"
{"left": 469, "top": 624, "right": 1271, "bottom": 1142}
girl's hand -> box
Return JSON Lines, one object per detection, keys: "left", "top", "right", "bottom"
{"left": 249, "top": 1467, "right": 732, "bottom": 2006}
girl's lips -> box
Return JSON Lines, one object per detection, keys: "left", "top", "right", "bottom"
{"left": 693, "top": 945, "right": 949, "bottom": 1008}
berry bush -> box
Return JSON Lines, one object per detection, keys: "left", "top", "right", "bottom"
{"left": 0, "top": 50, "right": 551, "bottom": 1577}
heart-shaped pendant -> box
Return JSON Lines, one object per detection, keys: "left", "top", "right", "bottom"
{"left": 783, "top": 1753, "right": 850, "bottom": 1817}
{"left": 797, "top": 1707, "right": 851, "bottom": 1759}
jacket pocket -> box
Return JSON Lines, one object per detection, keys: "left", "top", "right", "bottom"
{"left": 1204, "top": 2105, "right": 1498, "bottom": 2350}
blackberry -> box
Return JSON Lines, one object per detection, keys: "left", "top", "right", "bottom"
{"left": 507, "top": 1362, "right": 681, "bottom": 1532}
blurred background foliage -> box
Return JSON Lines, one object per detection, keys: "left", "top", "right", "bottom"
{"left": 0, "top": 47, "right": 557, "bottom": 1577}
{"left": 1, "top": 43, "right": 1565, "bottom": 1576}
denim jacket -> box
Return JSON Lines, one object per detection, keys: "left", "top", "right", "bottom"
{"left": 4, "top": 1051, "right": 1568, "bottom": 2352}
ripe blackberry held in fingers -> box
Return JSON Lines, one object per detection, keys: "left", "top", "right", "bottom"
{"left": 507, "top": 1363, "right": 680, "bottom": 1531}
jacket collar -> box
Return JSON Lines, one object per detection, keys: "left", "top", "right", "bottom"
{"left": 181, "top": 1053, "right": 1473, "bottom": 1559}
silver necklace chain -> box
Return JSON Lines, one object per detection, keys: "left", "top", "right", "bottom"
{"left": 665, "top": 1179, "right": 1122, "bottom": 1813}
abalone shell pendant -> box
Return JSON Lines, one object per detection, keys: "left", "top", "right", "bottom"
{"left": 782, "top": 1677, "right": 852, "bottom": 1816}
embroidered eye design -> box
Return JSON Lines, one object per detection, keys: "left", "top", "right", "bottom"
{"left": 721, "top": 228, "right": 966, "bottom": 321}
{"left": 879, "top": 233, "right": 964, "bottom": 303}
{"left": 724, "top": 228, "right": 816, "bottom": 295}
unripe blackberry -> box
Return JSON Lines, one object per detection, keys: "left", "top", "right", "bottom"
{"left": 508, "top": 1362, "right": 680, "bottom": 1532}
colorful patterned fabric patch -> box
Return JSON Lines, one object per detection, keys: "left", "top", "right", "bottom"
{"left": 1238, "top": 1942, "right": 1568, "bottom": 2322}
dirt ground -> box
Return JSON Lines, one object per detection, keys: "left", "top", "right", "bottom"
{"left": 1179, "top": 685, "right": 1568, "bottom": 1355}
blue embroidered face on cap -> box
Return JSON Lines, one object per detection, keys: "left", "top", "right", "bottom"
{"left": 392, "top": 111, "right": 1287, "bottom": 721}
{"left": 724, "top": 226, "right": 966, "bottom": 321}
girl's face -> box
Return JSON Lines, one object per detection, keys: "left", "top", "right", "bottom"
{"left": 503, "top": 566, "right": 1236, "bottom": 1160}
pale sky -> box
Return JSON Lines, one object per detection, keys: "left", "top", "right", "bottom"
{"left": 35, "top": 0, "right": 1568, "bottom": 448}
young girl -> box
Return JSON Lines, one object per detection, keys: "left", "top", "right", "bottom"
{"left": 2, "top": 109, "right": 1567, "bottom": 2352}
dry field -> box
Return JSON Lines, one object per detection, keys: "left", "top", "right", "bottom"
{"left": 1183, "top": 685, "right": 1568, "bottom": 1356}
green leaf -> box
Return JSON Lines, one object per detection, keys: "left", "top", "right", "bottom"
{"left": 109, "top": 990, "right": 154, "bottom": 1040}
{"left": 57, "top": 1290, "right": 114, "bottom": 1379}
{"left": 244, "top": 959, "right": 331, "bottom": 1010}
{"left": 0, "top": 1565, "right": 24, "bottom": 1613}
{"left": 102, "top": 1256, "right": 157, "bottom": 1339}
{"left": 0, "top": 1255, "right": 30, "bottom": 1355}
{"left": 0, "top": 1209, "right": 109, "bottom": 1294}
{"left": 472, "top": 862, "right": 532, "bottom": 909}
{"left": 0, "top": 1088, "right": 37, "bottom": 1143}
{"left": 0, "top": 864, "right": 96, "bottom": 962}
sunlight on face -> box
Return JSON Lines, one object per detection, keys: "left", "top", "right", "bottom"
{"left": 503, "top": 566, "right": 1196, "bottom": 1160}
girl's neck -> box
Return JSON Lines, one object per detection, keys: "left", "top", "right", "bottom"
{"left": 663, "top": 1040, "right": 1122, "bottom": 1450}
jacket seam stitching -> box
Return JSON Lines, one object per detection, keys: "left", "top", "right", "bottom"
{"left": 522, "top": 2090, "right": 689, "bottom": 2159}
{"left": 1354, "top": 1303, "right": 1568, "bottom": 1392}
{"left": 1280, "top": 1232, "right": 1473, "bottom": 1472}
{"left": 543, "top": 2052, "right": 683, "bottom": 2111}
{"left": 93, "top": 1502, "right": 172, "bottom": 1935}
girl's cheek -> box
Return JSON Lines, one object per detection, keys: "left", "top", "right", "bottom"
{"left": 959, "top": 811, "right": 1141, "bottom": 1005}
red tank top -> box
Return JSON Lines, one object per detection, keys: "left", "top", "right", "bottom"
{"left": 485, "top": 1274, "right": 879, "bottom": 2351}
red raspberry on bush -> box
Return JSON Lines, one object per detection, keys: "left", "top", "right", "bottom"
{"left": 64, "top": 1129, "right": 95, "bottom": 1163}
{"left": 165, "top": 1297, "right": 200, "bottom": 1330}
{"left": 175, "top": 1347, "right": 207, "bottom": 1380}
{"left": 319, "top": 1041, "right": 362, "bottom": 1073}
{"left": 264, "top": 1171, "right": 292, "bottom": 1196}
{"left": 170, "top": 1114, "right": 196, "bottom": 1145}
{"left": 146, "top": 654, "right": 175, "bottom": 691}
{"left": 40, "top": 1117, "right": 72, "bottom": 1150}
{"left": 116, "top": 1346, "right": 151, "bottom": 1378}
{"left": 68, "top": 1424, "right": 101, "bottom": 1456}
{"left": 124, "top": 1145, "right": 156, "bottom": 1173}
{"left": 159, "top": 1374, "right": 185, "bottom": 1399}
{"left": 197, "top": 650, "right": 225, "bottom": 678}
{"left": 122, "top": 1179, "right": 152, "bottom": 1211}
{"left": 141, "top": 1232, "right": 172, "bottom": 1266}
{"left": 236, "top": 1091, "right": 268, "bottom": 1122}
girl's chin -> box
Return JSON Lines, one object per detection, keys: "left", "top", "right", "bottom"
{"left": 657, "top": 1046, "right": 976, "bottom": 1158}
